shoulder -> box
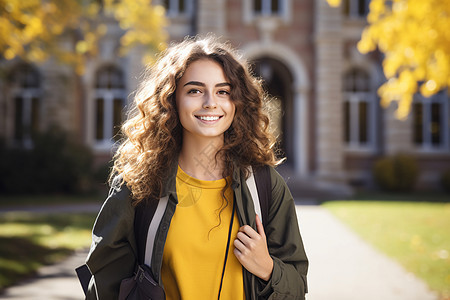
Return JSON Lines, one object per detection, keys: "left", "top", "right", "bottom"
{"left": 267, "top": 166, "right": 294, "bottom": 204}
{"left": 89, "top": 177, "right": 136, "bottom": 253}
{"left": 267, "top": 166, "right": 289, "bottom": 191}
{"left": 99, "top": 176, "right": 135, "bottom": 219}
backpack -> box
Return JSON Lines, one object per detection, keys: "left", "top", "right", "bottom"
{"left": 77, "top": 165, "right": 272, "bottom": 298}
{"left": 135, "top": 165, "right": 271, "bottom": 267}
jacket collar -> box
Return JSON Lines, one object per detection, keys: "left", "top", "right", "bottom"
{"left": 162, "top": 158, "right": 243, "bottom": 199}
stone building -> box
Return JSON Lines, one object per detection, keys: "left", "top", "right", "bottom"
{"left": 1, "top": 0, "right": 449, "bottom": 197}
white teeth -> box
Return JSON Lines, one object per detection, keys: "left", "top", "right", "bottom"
{"left": 199, "top": 116, "right": 220, "bottom": 121}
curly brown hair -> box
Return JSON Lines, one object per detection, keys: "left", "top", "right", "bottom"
{"left": 111, "top": 36, "right": 282, "bottom": 205}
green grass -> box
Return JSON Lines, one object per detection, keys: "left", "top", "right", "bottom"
{"left": 0, "top": 212, "right": 96, "bottom": 290}
{"left": 0, "top": 194, "right": 103, "bottom": 208}
{"left": 323, "top": 199, "right": 450, "bottom": 299}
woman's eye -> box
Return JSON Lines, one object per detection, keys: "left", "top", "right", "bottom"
{"left": 218, "top": 90, "right": 230, "bottom": 95}
{"left": 187, "top": 89, "right": 201, "bottom": 94}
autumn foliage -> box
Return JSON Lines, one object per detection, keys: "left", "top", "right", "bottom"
{"left": 0, "top": 0, "right": 167, "bottom": 73}
{"left": 328, "top": 0, "right": 450, "bottom": 119}
{"left": 358, "top": 0, "right": 450, "bottom": 119}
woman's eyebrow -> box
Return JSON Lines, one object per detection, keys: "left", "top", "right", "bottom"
{"left": 216, "top": 82, "right": 231, "bottom": 88}
{"left": 183, "top": 81, "right": 204, "bottom": 87}
{"left": 183, "top": 81, "right": 231, "bottom": 88}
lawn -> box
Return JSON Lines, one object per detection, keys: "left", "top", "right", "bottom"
{"left": 323, "top": 197, "right": 450, "bottom": 299}
{"left": 0, "top": 194, "right": 102, "bottom": 207}
{"left": 0, "top": 211, "right": 96, "bottom": 290}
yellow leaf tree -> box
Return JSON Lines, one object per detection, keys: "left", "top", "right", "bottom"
{"left": 328, "top": 0, "right": 450, "bottom": 119}
{"left": 0, "top": 0, "right": 167, "bottom": 73}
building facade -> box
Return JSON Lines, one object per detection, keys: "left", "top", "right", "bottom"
{"left": 1, "top": 0, "right": 449, "bottom": 196}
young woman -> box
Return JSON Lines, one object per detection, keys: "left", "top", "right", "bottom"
{"left": 84, "top": 36, "right": 308, "bottom": 299}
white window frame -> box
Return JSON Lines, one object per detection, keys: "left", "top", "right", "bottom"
{"left": 243, "top": 0, "right": 291, "bottom": 24}
{"left": 163, "top": 0, "right": 193, "bottom": 17}
{"left": 413, "top": 91, "right": 450, "bottom": 153}
{"left": 343, "top": 68, "right": 378, "bottom": 152}
{"left": 343, "top": 0, "right": 370, "bottom": 18}
{"left": 11, "top": 66, "right": 41, "bottom": 149}
{"left": 93, "top": 67, "right": 127, "bottom": 151}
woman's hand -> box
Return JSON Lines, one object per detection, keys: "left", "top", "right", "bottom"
{"left": 233, "top": 215, "right": 274, "bottom": 281}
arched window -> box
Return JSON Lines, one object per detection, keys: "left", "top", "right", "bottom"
{"left": 11, "top": 64, "right": 41, "bottom": 147}
{"left": 343, "top": 68, "right": 377, "bottom": 150}
{"left": 413, "top": 90, "right": 450, "bottom": 151}
{"left": 94, "top": 65, "right": 126, "bottom": 146}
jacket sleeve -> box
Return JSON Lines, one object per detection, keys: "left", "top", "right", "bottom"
{"left": 257, "top": 168, "right": 308, "bottom": 300}
{"left": 85, "top": 185, "right": 137, "bottom": 300}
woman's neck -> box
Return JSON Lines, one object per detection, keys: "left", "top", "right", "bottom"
{"left": 178, "top": 136, "right": 225, "bottom": 181}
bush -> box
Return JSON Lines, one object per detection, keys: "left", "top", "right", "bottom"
{"left": 0, "top": 129, "right": 94, "bottom": 194}
{"left": 373, "top": 154, "right": 419, "bottom": 192}
{"left": 441, "top": 169, "right": 450, "bottom": 193}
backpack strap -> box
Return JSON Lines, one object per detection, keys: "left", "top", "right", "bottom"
{"left": 247, "top": 165, "right": 272, "bottom": 228}
{"left": 246, "top": 169, "right": 262, "bottom": 224}
{"left": 143, "top": 196, "right": 169, "bottom": 267}
{"left": 135, "top": 195, "right": 169, "bottom": 267}
{"left": 134, "top": 199, "right": 158, "bottom": 265}
{"left": 253, "top": 165, "right": 271, "bottom": 228}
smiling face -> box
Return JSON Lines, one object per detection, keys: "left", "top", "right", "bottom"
{"left": 176, "top": 59, "right": 236, "bottom": 143}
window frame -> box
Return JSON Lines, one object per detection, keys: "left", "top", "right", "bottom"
{"left": 163, "top": 0, "right": 193, "bottom": 17}
{"left": 343, "top": 68, "right": 378, "bottom": 153}
{"left": 412, "top": 91, "right": 450, "bottom": 153}
{"left": 343, "top": 0, "right": 370, "bottom": 18}
{"left": 93, "top": 66, "right": 127, "bottom": 151}
{"left": 10, "top": 65, "right": 42, "bottom": 148}
{"left": 243, "top": 0, "right": 291, "bottom": 24}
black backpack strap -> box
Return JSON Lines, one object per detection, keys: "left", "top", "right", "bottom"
{"left": 134, "top": 199, "right": 159, "bottom": 265}
{"left": 253, "top": 165, "right": 272, "bottom": 228}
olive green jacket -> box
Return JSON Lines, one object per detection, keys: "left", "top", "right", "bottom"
{"left": 85, "top": 164, "right": 308, "bottom": 299}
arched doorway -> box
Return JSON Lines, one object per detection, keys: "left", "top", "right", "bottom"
{"left": 252, "top": 57, "right": 294, "bottom": 166}
{"left": 243, "top": 41, "right": 310, "bottom": 176}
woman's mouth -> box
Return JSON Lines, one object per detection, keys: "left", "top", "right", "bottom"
{"left": 195, "top": 115, "right": 222, "bottom": 121}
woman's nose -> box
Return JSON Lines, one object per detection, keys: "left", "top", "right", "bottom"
{"left": 202, "top": 93, "right": 217, "bottom": 109}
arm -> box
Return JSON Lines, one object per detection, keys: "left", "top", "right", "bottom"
{"left": 233, "top": 167, "right": 308, "bottom": 299}
{"left": 85, "top": 185, "right": 137, "bottom": 300}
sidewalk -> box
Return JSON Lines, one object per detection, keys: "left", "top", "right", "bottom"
{"left": 1, "top": 204, "right": 439, "bottom": 299}
{"left": 297, "top": 205, "right": 438, "bottom": 300}
{"left": 1, "top": 249, "right": 87, "bottom": 299}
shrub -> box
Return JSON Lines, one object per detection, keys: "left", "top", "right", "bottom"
{"left": 93, "top": 160, "right": 113, "bottom": 189}
{"left": 0, "top": 129, "right": 94, "bottom": 194}
{"left": 441, "top": 169, "right": 450, "bottom": 193}
{"left": 373, "top": 154, "right": 419, "bottom": 192}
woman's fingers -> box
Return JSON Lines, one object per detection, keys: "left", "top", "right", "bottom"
{"left": 236, "top": 231, "right": 252, "bottom": 246}
{"left": 238, "top": 224, "right": 259, "bottom": 240}
{"left": 255, "top": 215, "right": 265, "bottom": 238}
{"left": 232, "top": 216, "right": 273, "bottom": 281}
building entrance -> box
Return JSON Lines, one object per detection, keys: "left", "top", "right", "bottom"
{"left": 252, "top": 57, "right": 294, "bottom": 165}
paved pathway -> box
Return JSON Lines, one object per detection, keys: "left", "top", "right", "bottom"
{"left": 297, "top": 205, "right": 438, "bottom": 300}
{"left": 0, "top": 204, "right": 439, "bottom": 299}
{"left": 1, "top": 250, "right": 87, "bottom": 300}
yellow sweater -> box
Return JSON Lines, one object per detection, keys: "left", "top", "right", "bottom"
{"left": 161, "top": 166, "right": 245, "bottom": 299}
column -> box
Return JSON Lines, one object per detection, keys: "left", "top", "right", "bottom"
{"left": 196, "top": 0, "right": 226, "bottom": 35}
{"left": 314, "top": 1, "right": 346, "bottom": 182}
